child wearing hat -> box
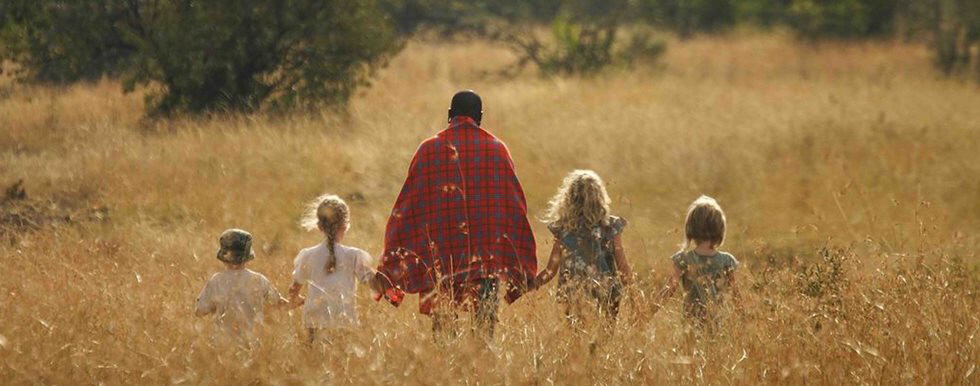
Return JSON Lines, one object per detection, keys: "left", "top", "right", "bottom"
{"left": 195, "top": 228, "right": 288, "bottom": 347}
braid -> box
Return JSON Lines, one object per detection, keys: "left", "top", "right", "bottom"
{"left": 323, "top": 217, "right": 341, "bottom": 273}
{"left": 302, "top": 194, "right": 350, "bottom": 275}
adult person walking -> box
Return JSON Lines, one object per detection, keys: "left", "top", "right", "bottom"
{"left": 375, "top": 90, "right": 537, "bottom": 340}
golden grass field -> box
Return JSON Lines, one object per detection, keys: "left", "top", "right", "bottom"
{"left": 1, "top": 32, "right": 978, "bottom": 384}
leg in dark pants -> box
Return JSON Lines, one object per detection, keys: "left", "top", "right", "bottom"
{"left": 474, "top": 278, "right": 499, "bottom": 339}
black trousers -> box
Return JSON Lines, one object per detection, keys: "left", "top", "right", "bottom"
{"left": 431, "top": 278, "right": 499, "bottom": 340}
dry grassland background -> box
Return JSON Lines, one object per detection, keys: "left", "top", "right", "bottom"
{"left": 0, "top": 33, "right": 978, "bottom": 384}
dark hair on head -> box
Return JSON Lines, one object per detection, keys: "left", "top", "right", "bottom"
{"left": 448, "top": 90, "right": 482, "bottom": 125}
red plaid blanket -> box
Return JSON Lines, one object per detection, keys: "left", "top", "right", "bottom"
{"left": 376, "top": 116, "right": 537, "bottom": 314}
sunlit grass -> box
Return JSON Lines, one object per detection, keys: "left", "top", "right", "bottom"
{"left": 0, "top": 33, "right": 977, "bottom": 384}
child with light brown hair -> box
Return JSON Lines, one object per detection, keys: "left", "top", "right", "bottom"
{"left": 655, "top": 195, "right": 741, "bottom": 327}
{"left": 288, "top": 194, "right": 381, "bottom": 344}
{"left": 534, "top": 170, "right": 634, "bottom": 322}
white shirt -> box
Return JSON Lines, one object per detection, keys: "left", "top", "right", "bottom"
{"left": 195, "top": 268, "right": 283, "bottom": 345}
{"left": 293, "top": 242, "right": 375, "bottom": 329}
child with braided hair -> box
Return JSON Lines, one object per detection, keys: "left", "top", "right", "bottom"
{"left": 288, "top": 194, "right": 380, "bottom": 344}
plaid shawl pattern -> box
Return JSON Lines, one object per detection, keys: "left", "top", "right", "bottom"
{"left": 377, "top": 116, "right": 537, "bottom": 313}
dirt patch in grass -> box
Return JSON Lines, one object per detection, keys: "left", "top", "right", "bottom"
{"left": 0, "top": 180, "right": 109, "bottom": 243}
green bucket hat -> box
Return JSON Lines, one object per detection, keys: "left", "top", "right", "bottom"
{"left": 216, "top": 229, "right": 255, "bottom": 264}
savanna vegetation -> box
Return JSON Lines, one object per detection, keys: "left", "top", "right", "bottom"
{"left": 0, "top": 0, "right": 978, "bottom": 384}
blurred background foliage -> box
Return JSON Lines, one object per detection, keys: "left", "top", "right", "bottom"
{"left": 1, "top": 0, "right": 978, "bottom": 115}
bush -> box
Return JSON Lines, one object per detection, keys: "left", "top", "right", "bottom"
{"left": 0, "top": 0, "right": 137, "bottom": 83}
{"left": 120, "top": 0, "right": 401, "bottom": 115}
{"left": 638, "top": 0, "right": 737, "bottom": 38}
{"left": 386, "top": 0, "right": 666, "bottom": 75}
{"left": 786, "top": 0, "right": 899, "bottom": 40}
{"left": 1, "top": 0, "right": 401, "bottom": 115}
{"left": 932, "top": 0, "right": 980, "bottom": 77}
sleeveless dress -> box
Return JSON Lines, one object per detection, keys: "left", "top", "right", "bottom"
{"left": 548, "top": 216, "right": 627, "bottom": 317}
{"left": 670, "top": 250, "right": 739, "bottom": 324}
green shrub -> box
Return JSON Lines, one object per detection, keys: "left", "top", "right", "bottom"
{"left": 638, "top": 0, "right": 737, "bottom": 38}
{"left": 786, "top": 0, "right": 899, "bottom": 39}
{"left": 0, "top": 0, "right": 136, "bottom": 83}
{"left": 120, "top": 0, "right": 401, "bottom": 115}
{"left": 1, "top": 0, "right": 401, "bottom": 115}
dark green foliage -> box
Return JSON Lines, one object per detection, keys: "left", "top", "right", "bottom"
{"left": 930, "top": 0, "right": 980, "bottom": 77}
{"left": 638, "top": 0, "right": 737, "bottom": 38}
{"left": 1, "top": 0, "right": 400, "bottom": 115}
{"left": 497, "top": 0, "right": 666, "bottom": 75}
{"left": 0, "top": 0, "right": 137, "bottom": 83}
{"left": 382, "top": 0, "right": 666, "bottom": 75}
{"left": 734, "top": 0, "right": 793, "bottom": 27}
{"left": 786, "top": 0, "right": 899, "bottom": 39}
{"left": 120, "top": 0, "right": 400, "bottom": 115}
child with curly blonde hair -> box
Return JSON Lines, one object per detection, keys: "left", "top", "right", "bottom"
{"left": 534, "top": 170, "right": 633, "bottom": 322}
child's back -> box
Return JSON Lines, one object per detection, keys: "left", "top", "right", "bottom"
{"left": 656, "top": 196, "right": 741, "bottom": 328}
{"left": 549, "top": 216, "right": 627, "bottom": 302}
{"left": 196, "top": 268, "right": 282, "bottom": 345}
{"left": 535, "top": 170, "right": 634, "bottom": 322}
{"left": 293, "top": 242, "right": 374, "bottom": 329}
{"left": 670, "top": 249, "right": 738, "bottom": 321}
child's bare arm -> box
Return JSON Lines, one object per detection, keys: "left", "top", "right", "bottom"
{"left": 195, "top": 280, "right": 215, "bottom": 316}
{"left": 727, "top": 270, "right": 743, "bottom": 312}
{"left": 194, "top": 303, "right": 214, "bottom": 317}
{"left": 288, "top": 282, "right": 305, "bottom": 308}
{"left": 272, "top": 292, "right": 290, "bottom": 309}
{"left": 612, "top": 235, "right": 633, "bottom": 286}
{"left": 653, "top": 264, "right": 682, "bottom": 314}
{"left": 534, "top": 240, "right": 563, "bottom": 289}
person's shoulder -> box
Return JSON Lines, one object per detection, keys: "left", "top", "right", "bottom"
{"left": 245, "top": 269, "right": 271, "bottom": 282}
{"left": 339, "top": 244, "right": 372, "bottom": 261}
{"left": 670, "top": 250, "right": 690, "bottom": 265}
{"left": 295, "top": 243, "right": 324, "bottom": 263}
{"left": 487, "top": 132, "right": 508, "bottom": 149}
{"left": 206, "top": 271, "right": 224, "bottom": 282}
{"left": 716, "top": 251, "right": 739, "bottom": 267}
{"left": 419, "top": 135, "right": 441, "bottom": 147}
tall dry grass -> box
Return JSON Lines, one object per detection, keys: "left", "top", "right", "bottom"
{"left": 0, "top": 33, "right": 977, "bottom": 384}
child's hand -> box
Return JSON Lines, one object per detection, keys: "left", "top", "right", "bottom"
{"left": 530, "top": 276, "right": 544, "bottom": 291}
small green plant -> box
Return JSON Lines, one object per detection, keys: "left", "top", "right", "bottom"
{"left": 501, "top": 18, "right": 665, "bottom": 75}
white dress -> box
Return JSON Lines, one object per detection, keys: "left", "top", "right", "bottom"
{"left": 293, "top": 242, "right": 375, "bottom": 329}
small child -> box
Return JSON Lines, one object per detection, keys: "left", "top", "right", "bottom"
{"left": 289, "top": 194, "right": 380, "bottom": 344}
{"left": 656, "top": 195, "right": 741, "bottom": 329}
{"left": 195, "top": 229, "right": 288, "bottom": 347}
{"left": 535, "top": 170, "right": 633, "bottom": 322}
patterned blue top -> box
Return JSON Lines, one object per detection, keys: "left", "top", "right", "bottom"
{"left": 670, "top": 250, "right": 739, "bottom": 320}
{"left": 548, "top": 216, "right": 627, "bottom": 300}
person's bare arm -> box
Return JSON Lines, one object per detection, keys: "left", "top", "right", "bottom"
{"left": 727, "top": 270, "right": 743, "bottom": 313}
{"left": 194, "top": 280, "right": 215, "bottom": 317}
{"left": 288, "top": 282, "right": 305, "bottom": 308}
{"left": 194, "top": 304, "right": 214, "bottom": 317}
{"left": 534, "top": 240, "right": 563, "bottom": 289}
{"left": 653, "top": 263, "right": 682, "bottom": 314}
{"left": 612, "top": 235, "right": 633, "bottom": 286}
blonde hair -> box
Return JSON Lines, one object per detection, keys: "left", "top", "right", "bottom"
{"left": 682, "top": 195, "right": 726, "bottom": 250}
{"left": 301, "top": 194, "right": 350, "bottom": 273}
{"left": 545, "top": 170, "right": 612, "bottom": 234}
